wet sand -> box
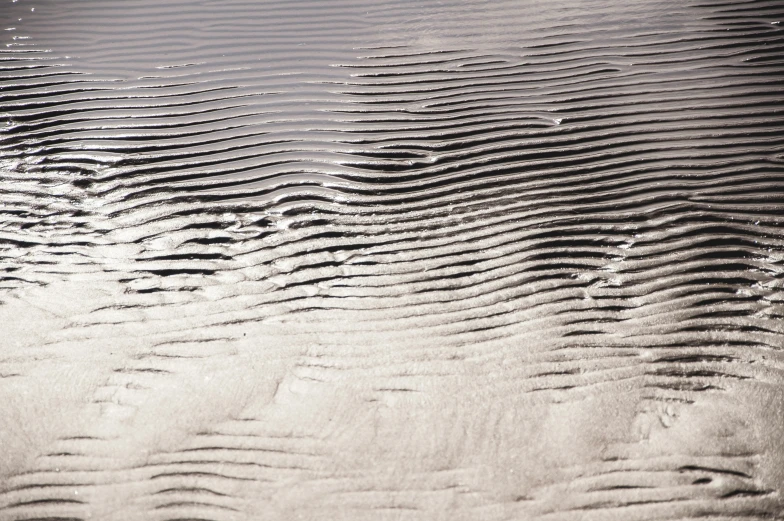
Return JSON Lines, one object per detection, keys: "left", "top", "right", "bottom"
{"left": 1, "top": 0, "right": 784, "bottom": 519}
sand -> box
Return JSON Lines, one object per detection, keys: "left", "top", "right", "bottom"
{"left": 1, "top": 0, "right": 784, "bottom": 519}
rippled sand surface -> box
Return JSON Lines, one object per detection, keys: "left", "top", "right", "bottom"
{"left": 1, "top": 0, "right": 784, "bottom": 519}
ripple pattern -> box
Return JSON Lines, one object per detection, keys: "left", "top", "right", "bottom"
{"left": 1, "top": 0, "right": 784, "bottom": 520}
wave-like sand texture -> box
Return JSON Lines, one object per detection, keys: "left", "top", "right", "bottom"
{"left": 1, "top": 0, "right": 783, "bottom": 519}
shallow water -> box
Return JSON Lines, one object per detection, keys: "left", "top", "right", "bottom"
{"left": 1, "top": 0, "right": 784, "bottom": 519}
